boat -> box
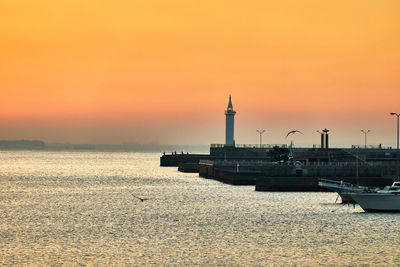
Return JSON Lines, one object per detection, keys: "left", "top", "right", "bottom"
{"left": 351, "top": 181, "right": 400, "bottom": 212}
{"left": 318, "top": 178, "right": 367, "bottom": 203}
{"left": 376, "top": 181, "right": 400, "bottom": 193}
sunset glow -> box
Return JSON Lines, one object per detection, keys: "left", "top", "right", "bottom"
{"left": 1, "top": 0, "right": 399, "bottom": 146}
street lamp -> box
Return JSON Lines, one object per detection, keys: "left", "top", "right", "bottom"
{"left": 256, "top": 130, "right": 266, "bottom": 147}
{"left": 390, "top": 113, "right": 400, "bottom": 150}
{"left": 361, "top": 130, "right": 371, "bottom": 149}
{"left": 391, "top": 113, "right": 400, "bottom": 180}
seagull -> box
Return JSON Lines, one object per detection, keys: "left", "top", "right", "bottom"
{"left": 286, "top": 130, "right": 304, "bottom": 138}
{"left": 132, "top": 194, "right": 149, "bottom": 202}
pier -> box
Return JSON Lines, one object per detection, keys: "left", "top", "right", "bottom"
{"left": 160, "top": 152, "right": 211, "bottom": 167}
{"left": 197, "top": 157, "right": 395, "bottom": 190}
{"left": 161, "top": 146, "right": 399, "bottom": 191}
{"left": 160, "top": 96, "right": 399, "bottom": 191}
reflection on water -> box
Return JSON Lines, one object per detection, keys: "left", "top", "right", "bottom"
{"left": 1, "top": 151, "right": 399, "bottom": 266}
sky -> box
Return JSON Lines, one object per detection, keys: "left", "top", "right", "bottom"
{"left": 1, "top": 0, "right": 399, "bottom": 147}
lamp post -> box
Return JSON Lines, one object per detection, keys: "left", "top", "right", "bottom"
{"left": 390, "top": 113, "right": 400, "bottom": 150}
{"left": 390, "top": 113, "right": 400, "bottom": 180}
{"left": 256, "top": 130, "right": 266, "bottom": 148}
{"left": 361, "top": 130, "right": 371, "bottom": 149}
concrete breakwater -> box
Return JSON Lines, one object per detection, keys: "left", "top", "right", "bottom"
{"left": 160, "top": 153, "right": 215, "bottom": 173}
{"left": 255, "top": 176, "right": 392, "bottom": 192}
{"left": 178, "top": 162, "right": 199, "bottom": 173}
{"left": 198, "top": 160, "right": 394, "bottom": 191}
{"left": 198, "top": 160, "right": 263, "bottom": 185}
{"left": 160, "top": 153, "right": 211, "bottom": 167}
{"left": 160, "top": 147, "right": 399, "bottom": 191}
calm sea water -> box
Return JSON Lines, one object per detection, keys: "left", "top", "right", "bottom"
{"left": 0, "top": 151, "right": 399, "bottom": 266}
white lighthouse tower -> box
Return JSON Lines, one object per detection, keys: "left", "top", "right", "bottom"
{"left": 225, "top": 95, "right": 236, "bottom": 146}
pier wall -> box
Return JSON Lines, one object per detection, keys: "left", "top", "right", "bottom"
{"left": 198, "top": 160, "right": 394, "bottom": 190}
{"left": 160, "top": 154, "right": 211, "bottom": 167}
{"left": 198, "top": 161, "right": 262, "bottom": 185}
{"left": 162, "top": 147, "right": 399, "bottom": 191}
{"left": 252, "top": 165, "right": 392, "bottom": 191}
{"left": 245, "top": 165, "right": 384, "bottom": 178}
{"left": 255, "top": 176, "right": 393, "bottom": 192}
{"left": 177, "top": 162, "right": 199, "bottom": 173}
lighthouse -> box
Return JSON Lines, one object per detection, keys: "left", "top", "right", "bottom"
{"left": 225, "top": 95, "right": 236, "bottom": 146}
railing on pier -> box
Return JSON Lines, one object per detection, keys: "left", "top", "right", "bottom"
{"left": 200, "top": 159, "right": 276, "bottom": 167}
{"left": 211, "top": 144, "right": 394, "bottom": 150}
{"left": 210, "top": 144, "right": 287, "bottom": 149}
{"left": 200, "top": 159, "right": 385, "bottom": 167}
{"left": 351, "top": 145, "right": 391, "bottom": 149}
{"left": 198, "top": 160, "right": 214, "bottom": 166}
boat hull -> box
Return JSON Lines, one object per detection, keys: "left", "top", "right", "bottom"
{"left": 351, "top": 193, "right": 400, "bottom": 212}
{"left": 318, "top": 179, "right": 364, "bottom": 203}
{"left": 338, "top": 192, "right": 355, "bottom": 203}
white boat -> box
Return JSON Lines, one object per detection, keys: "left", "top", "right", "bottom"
{"left": 318, "top": 178, "right": 367, "bottom": 203}
{"left": 376, "top": 181, "right": 400, "bottom": 193}
{"left": 351, "top": 181, "right": 400, "bottom": 212}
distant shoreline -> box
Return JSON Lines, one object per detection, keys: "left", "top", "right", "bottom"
{"left": 0, "top": 140, "right": 209, "bottom": 153}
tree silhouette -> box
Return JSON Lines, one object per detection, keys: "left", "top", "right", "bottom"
{"left": 269, "top": 146, "right": 289, "bottom": 162}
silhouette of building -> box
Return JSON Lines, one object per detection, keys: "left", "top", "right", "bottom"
{"left": 225, "top": 95, "right": 236, "bottom": 146}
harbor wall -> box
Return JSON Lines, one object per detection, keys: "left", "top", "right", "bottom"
{"left": 198, "top": 160, "right": 394, "bottom": 190}
{"left": 163, "top": 147, "right": 399, "bottom": 191}
{"left": 198, "top": 160, "right": 258, "bottom": 185}
{"left": 255, "top": 176, "right": 393, "bottom": 192}
{"left": 160, "top": 153, "right": 211, "bottom": 166}
{"left": 211, "top": 169, "right": 263, "bottom": 185}
{"left": 178, "top": 162, "right": 199, "bottom": 173}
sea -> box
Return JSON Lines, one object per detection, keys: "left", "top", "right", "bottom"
{"left": 1, "top": 151, "right": 399, "bottom": 266}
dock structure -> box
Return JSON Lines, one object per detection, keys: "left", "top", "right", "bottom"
{"left": 197, "top": 156, "right": 395, "bottom": 190}
{"left": 198, "top": 160, "right": 264, "bottom": 185}
{"left": 160, "top": 95, "right": 399, "bottom": 191}
{"left": 160, "top": 153, "right": 211, "bottom": 168}
{"left": 162, "top": 146, "right": 399, "bottom": 191}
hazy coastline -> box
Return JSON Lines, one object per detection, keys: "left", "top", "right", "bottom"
{"left": 0, "top": 140, "right": 208, "bottom": 153}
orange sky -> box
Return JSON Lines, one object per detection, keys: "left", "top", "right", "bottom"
{"left": 1, "top": 0, "right": 399, "bottom": 146}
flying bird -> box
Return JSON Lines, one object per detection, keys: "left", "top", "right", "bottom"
{"left": 286, "top": 130, "right": 304, "bottom": 138}
{"left": 132, "top": 194, "right": 149, "bottom": 202}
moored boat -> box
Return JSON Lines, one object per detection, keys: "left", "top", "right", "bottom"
{"left": 351, "top": 181, "right": 400, "bottom": 212}
{"left": 318, "top": 178, "right": 367, "bottom": 203}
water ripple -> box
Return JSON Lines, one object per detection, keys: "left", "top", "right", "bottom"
{"left": 0, "top": 151, "right": 399, "bottom": 266}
